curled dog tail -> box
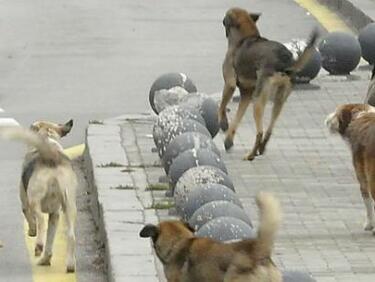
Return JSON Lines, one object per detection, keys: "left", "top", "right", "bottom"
{"left": 0, "top": 127, "right": 61, "bottom": 164}
{"left": 255, "top": 192, "right": 282, "bottom": 258}
{"left": 286, "top": 28, "right": 320, "bottom": 76}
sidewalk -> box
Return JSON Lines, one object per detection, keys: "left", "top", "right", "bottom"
{"left": 83, "top": 1, "right": 375, "bottom": 282}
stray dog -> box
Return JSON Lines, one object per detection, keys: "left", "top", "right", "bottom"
{"left": 0, "top": 120, "right": 77, "bottom": 272}
{"left": 326, "top": 104, "right": 375, "bottom": 234}
{"left": 218, "top": 7, "right": 319, "bottom": 160}
{"left": 140, "top": 192, "right": 282, "bottom": 282}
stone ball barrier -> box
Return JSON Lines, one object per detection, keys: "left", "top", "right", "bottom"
{"left": 188, "top": 200, "right": 252, "bottom": 231}
{"left": 149, "top": 72, "right": 197, "bottom": 114}
{"left": 152, "top": 105, "right": 206, "bottom": 154}
{"left": 195, "top": 216, "right": 255, "bottom": 242}
{"left": 358, "top": 23, "right": 375, "bottom": 64}
{"left": 162, "top": 132, "right": 220, "bottom": 174}
{"left": 318, "top": 31, "right": 361, "bottom": 75}
{"left": 175, "top": 183, "right": 242, "bottom": 221}
{"left": 180, "top": 93, "right": 220, "bottom": 137}
{"left": 173, "top": 165, "right": 234, "bottom": 196}
{"left": 168, "top": 148, "right": 227, "bottom": 188}
{"left": 284, "top": 39, "right": 322, "bottom": 83}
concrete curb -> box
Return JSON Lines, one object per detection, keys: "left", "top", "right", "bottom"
{"left": 318, "top": 0, "right": 374, "bottom": 31}
{"left": 83, "top": 117, "right": 162, "bottom": 282}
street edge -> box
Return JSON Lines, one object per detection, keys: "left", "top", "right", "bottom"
{"left": 317, "top": 0, "right": 374, "bottom": 31}
{"left": 83, "top": 117, "right": 162, "bottom": 282}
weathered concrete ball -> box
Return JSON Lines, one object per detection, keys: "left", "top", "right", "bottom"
{"left": 189, "top": 200, "right": 252, "bottom": 230}
{"left": 318, "top": 32, "right": 361, "bottom": 75}
{"left": 359, "top": 23, "right": 375, "bottom": 64}
{"left": 180, "top": 93, "right": 220, "bottom": 137}
{"left": 283, "top": 271, "right": 316, "bottom": 282}
{"left": 284, "top": 39, "right": 321, "bottom": 83}
{"left": 175, "top": 183, "right": 241, "bottom": 220}
{"left": 196, "top": 216, "right": 255, "bottom": 242}
{"left": 162, "top": 132, "right": 220, "bottom": 174}
{"left": 168, "top": 148, "right": 227, "bottom": 188}
{"left": 174, "top": 165, "right": 234, "bottom": 196}
{"left": 149, "top": 72, "right": 197, "bottom": 114}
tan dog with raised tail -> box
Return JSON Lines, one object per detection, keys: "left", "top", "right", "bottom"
{"left": 140, "top": 192, "right": 282, "bottom": 282}
{"left": 0, "top": 120, "right": 77, "bottom": 272}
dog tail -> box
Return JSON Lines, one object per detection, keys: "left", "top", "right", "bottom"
{"left": 286, "top": 28, "right": 320, "bottom": 76}
{"left": 255, "top": 192, "right": 282, "bottom": 258}
{"left": 0, "top": 126, "right": 61, "bottom": 164}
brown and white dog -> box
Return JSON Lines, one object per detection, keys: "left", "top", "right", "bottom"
{"left": 0, "top": 120, "right": 77, "bottom": 272}
{"left": 140, "top": 192, "right": 282, "bottom": 282}
{"left": 326, "top": 104, "right": 375, "bottom": 234}
{"left": 218, "top": 7, "right": 319, "bottom": 160}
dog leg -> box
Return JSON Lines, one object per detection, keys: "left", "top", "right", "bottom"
{"left": 353, "top": 155, "right": 375, "bottom": 231}
{"left": 367, "top": 171, "right": 375, "bottom": 235}
{"left": 224, "top": 90, "right": 252, "bottom": 151}
{"left": 64, "top": 200, "right": 77, "bottom": 273}
{"left": 244, "top": 91, "right": 267, "bottom": 161}
{"left": 218, "top": 83, "right": 236, "bottom": 131}
{"left": 33, "top": 206, "right": 45, "bottom": 257}
{"left": 20, "top": 186, "right": 36, "bottom": 237}
{"left": 259, "top": 83, "right": 291, "bottom": 155}
{"left": 38, "top": 212, "right": 60, "bottom": 266}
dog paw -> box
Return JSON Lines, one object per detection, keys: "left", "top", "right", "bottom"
{"left": 243, "top": 153, "right": 256, "bottom": 161}
{"left": 258, "top": 142, "right": 266, "bottom": 155}
{"left": 34, "top": 244, "right": 43, "bottom": 257}
{"left": 219, "top": 118, "right": 229, "bottom": 132}
{"left": 38, "top": 255, "right": 52, "bottom": 266}
{"left": 66, "top": 264, "right": 76, "bottom": 273}
{"left": 363, "top": 220, "right": 375, "bottom": 231}
{"left": 224, "top": 137, "right": 234, "bottom": 151}
{"left": 28, "top": 228, "right": 37, "bottom": 237}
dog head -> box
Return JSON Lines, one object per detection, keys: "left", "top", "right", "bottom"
{"left": 140, "top": 220, "right": 194, "bottom": 264}
{"left": 30, "top": 119, "right": 73, "bottom": 140}
{"left": 325, "top": 104, "right": 373, "bottom": 136}
{"left": 223, "top": 8, "right": 260, "bottom": 41}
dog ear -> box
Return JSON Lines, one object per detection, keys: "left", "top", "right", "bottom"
{"left": 140, "top": 224, "right": 159, "bottom": 239}
{"left": 60, "top": 119, "right": 73, "bottom": 137}
{"left": 338, "top": 109, "right": 352, "bottom": 135}
{"left": 30, "top": 123, "right": 40, "bottom": 132}
{"left": 249, "top": 13, "right": 261, "bottom": 22}
{"left": 182, "top": 221, "right": 195, "bottom": 233}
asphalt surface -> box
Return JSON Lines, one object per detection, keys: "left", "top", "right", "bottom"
{"left": 0, "top": 0, "right": 335, "bottom": 280}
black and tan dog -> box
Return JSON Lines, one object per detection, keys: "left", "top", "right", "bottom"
{"left": 326, "top": 104, "right": 375, "bottom": 234}
{"left": 0, "top": 120, "right": 77, "bottom": 272}
{"left": 140, "top": 192, "right": 282, "bottom": 282}
{"left": 218, "top": 7, "right": 319, "bottom": 160}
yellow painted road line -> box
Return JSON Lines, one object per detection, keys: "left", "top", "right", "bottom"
{"left": 25, "top": 218, "right": 76, "bottom": 282}
{"left": 294, "top": 0, "right": 353, "bottom": 33}
{"left": 64, "top": 144, "right": 85, "bottom": 160}
{"left": 24, "top": 144, "right": 84, "bottom": 281}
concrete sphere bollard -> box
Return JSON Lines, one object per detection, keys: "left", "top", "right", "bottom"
{"left": 180, "top": 93, "right": 220, "bottom": 137}
{"left": 174, "top": 165, "right": 234, "bottom": 196}
{"left": 162, "top": 132, "right": 220, "bottom": 174}
{"left": 189, "top": 200, "right": 252, "bottom": 230}
{"left": 175, "top": 183, "right": 241, "bottom": 220}
{"left": 196, "top": 216, "right": 255, "bottom": 242}
{"left": 358, "top": 23, "right": 375, "bottom": 64}
{"left": 149, "top": 72, "right": 197, "bottom": 114}
{"left": 153, "top": 105, "right": 206, "bottom": 149}
{"left": 168, "top": 148, "right": 227, "bottom": 188}
{"left": 318, "top": 32, "right": 361, "bottom": 75}
{"left": 284, "top": 39, "right": 321, "bottom": 83}
{"left": 283, "top": 271, "right": 316, "bottom": 282}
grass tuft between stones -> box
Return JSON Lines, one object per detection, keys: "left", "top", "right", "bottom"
{"left": 146, "top": 183, "right": 169, "bottom": 191}
{"left": 111, "top": 185, "right": 136, "bottom": 190}
{"left": 148, "top": 201, "right": 175, "bottom": 210}
{"left": 97, "top": 162, "right": 124, "bottom": 168}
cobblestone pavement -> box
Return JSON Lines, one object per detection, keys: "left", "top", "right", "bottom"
{"left": 111, "top": 66, "right": 375, "bottom": 282}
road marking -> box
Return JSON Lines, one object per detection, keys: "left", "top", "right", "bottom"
{"left": 24, "top": 144, "right": 84, "bottom": 282}
{"left": 0, "top": 108, "right": 4, "bottom": 113}
{"left": 294, "top": 0, "right": 353, "bottom": 32}
{"left": 0, "top": 118, "right": 20, "bottom": 126}
{"left": 64, "top": 144, "right": 85, "bottom": 160}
